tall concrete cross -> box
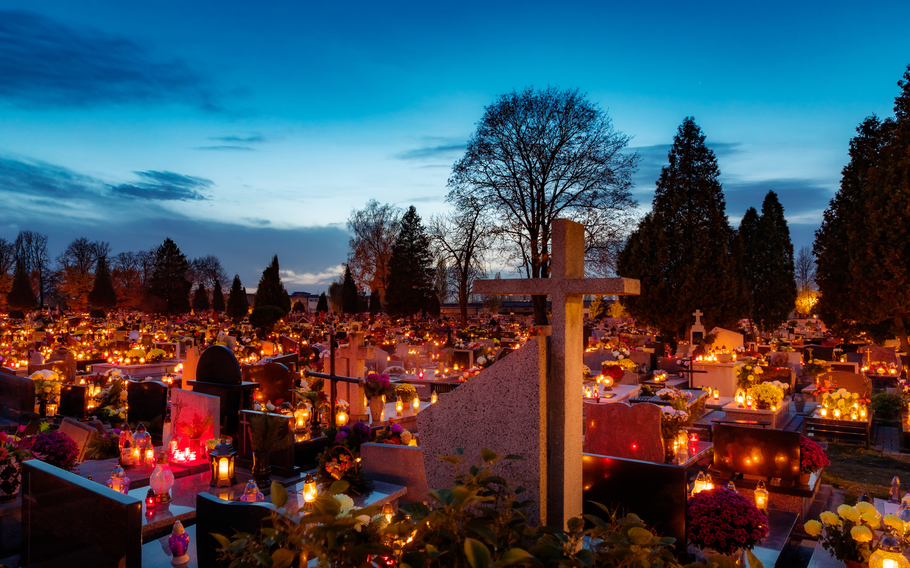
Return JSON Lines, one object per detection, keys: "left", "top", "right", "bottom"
{"left": 335, "top": 333, "right": 375, "bottom": 417}
{"left": 472, "top": 218, "right": 640, "bottom": 527}
{"left": 693, "top": 309, "right": 704, "bottom": 327}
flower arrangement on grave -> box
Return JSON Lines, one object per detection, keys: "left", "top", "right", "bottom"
{"left": 821, "top": 389, "right": 861, "bottom": 413}
{"left": 29, "top": 370, "right": 62, "bottom": 404}
{"left": 179, "top": 413, "right": 213, "bottom": 454}
{"left": 582, "top": 365, "right": 592, "bottom": 379}
{"left": 475, "top": 355, "right": 493, "bottom": 369}
{"left": 777, "top": 345, "right": 795, "bottom": 353}
{"left": 216, "top": 449, "right": 683, "bottom": 568}
{"left": 601, "top": 361, "right": 625, "bottom": 383}
{"left": 801, "top": 357, "right": 828, "bottom": 378}
{"left": 30, "top": 431, "right": 79, "bottom": 472}
{"left": 687, "top": 487, "right": 769, "bottom": 556}
{"left": 746, "top": 382, "right": 785, "bottom": 409}
{"left": 0, "top": 430, "right": 33, "bottom": 463}
{"left": 659, "top": 407, "right": 689, "bottom": 440}
{"left": 736, "top": 362, "right": 763, "bottom": 390}
{"left": 89, "top": 380, "right": 128, "bottom": 423}
{"left": 611, "top": 344, "right": 632, "bottom": 360}
{"left": 85, "top": 428, "right": 121, "bottom": 460}
{"left": 868, "top": 361, "right": 899, "bottom": 376}
{"left": 374, "top": 421, "right": 414, "bottom": 446}
{"left": 145, "top": 348, "right": 167, "bottom": 363}
{"left": 656, "top": 387, "right": 692, "bottom": 407}
{"left": 803, "top": 503, "right": 882, "bottom": 564}
{"left": 799, "top": 436, "right": 830, "bottom": 476}
{"left": 317, "top": 422, "right": 373, "bottom": 495}
{"left": 125, "top": 347, "right": 146, "bottom": 364}
{"left": 360, "top": 373, "right": 392, "bottom": 399}
{"left": 394, "top": 383, "right": 416, "bottom": 402}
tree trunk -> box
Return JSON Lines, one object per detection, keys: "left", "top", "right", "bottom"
{"left": 533, "top": 295, "right": 549, "bottom": 325}
{"left": 895, "top": 315, "right": 910, "bottom": 353}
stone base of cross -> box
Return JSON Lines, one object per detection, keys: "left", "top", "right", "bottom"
{"left": 472, "top": 218, "right": 639, "bottom": 528}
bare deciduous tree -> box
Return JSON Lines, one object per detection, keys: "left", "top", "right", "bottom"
{"left": 0, "top": 238, "right": 15, "bottom": 308}
{"left": 346, "top": 200, "right": 401, "bottom": 301}
{"left": 189, "top": 255, "right": 229, "bottom": 290}
{"left": 448, "top": 87, "right": 639, "bottom": 323}
{"left": 14, "top": 230, "right": 50, "bottom": 308}
{"left": 795, "top": 246, "right": 816, "bottom": 293}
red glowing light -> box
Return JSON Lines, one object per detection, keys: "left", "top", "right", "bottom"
{"left": 631, "top": 443, "right": 637, "bottom": 450}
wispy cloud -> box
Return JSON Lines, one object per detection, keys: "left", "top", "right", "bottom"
{"left": 0, "top": 156, "right": 104, "bottom": 199}
{"left": 212, "top": 135, "right": 265, "bottom": 143}
{"left": 629, "top": 142, "right": 743, "bottom": 191}
{"left": 280, "top": 265, "right": 345, "bottom": 286}
{"left": 724, "top": 178, "right": 835, "bottom": 223}
{"left": 194, "top": 145, "right": 256, "bottom": 152}
{"left": 109, "top": 170, "right": 213, "bottom": 201}
{"left": 0, "top": 10, "right": 217, "bottom": 109}
{"left": 396, "top": 143, "right": 467, "bottom": 161}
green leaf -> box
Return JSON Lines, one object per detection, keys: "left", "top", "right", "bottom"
{"left": 480, "top": 448, "right": 498, "bottom": 463}
{"left": 440, "top": 455, "right": 460, "bottom": 465}
{"left": 627, "top": 527, "right": 654, "bottom": 545}
{"left": 574, "top": 549, "right": 594, "bottom": 567}
{"left": 211, "top": 532, "right": 232, "bottom": 551}
{"left": 566, "top": 517, "right": 584, "bottom": 533}
{"left": 496, "top": 548, "right": 535, "bottom": 566}
{"left": 464, "top": 537, "right": 492, "bottom": 568}
{"left": 466, "top": 522, "right": 498, "bottom": 544}
{"left": 271, "top": 549, "right": 295, "bottom": 568}
{"left": 252, "top": 551, "right": 274, "bottom": 567}
{"left": 328, "top": 479, "right": 350, "bottom": 494}
{"left": 270, "top": 482, "right": 288, "bottom": 509}
{"left": 745, "top": 549, "right": 765, "bottom": 568}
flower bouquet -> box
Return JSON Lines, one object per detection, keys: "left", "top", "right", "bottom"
{"left": 360, "top": 373, "right": 392, "bottom": 399}
{"left": 374, "top": 422, "right": 414, "bottom": 446}
{"left": 747, "top": 382, "right": 785, "bottom": 409}
{"left": 799, "top": 436, "right": 830, "bottom": 476}
{"left": 317, "top": 422, "right": 373, "bottom": 495}
{"left": 736, "top": 363, "right": 763, "bottom": 390}
{"left": 659, "top": 407, "right": 690, "bottom": 440}
{"left": 687, "top": 487, "right": 769, "bottom": 556}
{"left": 125, "top": 347, "right": 146, "bottom": 364}
{"left": 801, "top": 351, "right": 828, "bottom": 377}
{"left": 30, "top": 431, "right": 79, "bottom": 472}
{"left": 394, "top": 383, "right": 416, "bottom": 402}
{"left": 656, "top": 387, "right": 692, "bottom": 408}
{"left": 803, "top": 503, "right": 880, "bottom": 564}
{"left": 0, "top": 430, "right": 33, "bottom": 463}
{"left": 601, "top": 361, "right": 625, "bottom": 384}
{"left": 29, "top": 370, "right": 62, "bottom": 404}
{"left": 612, "top": 344, "right": 632, "bottom": 360}
{"left": 145, "top": 348, "right": 167, "bottom": 363}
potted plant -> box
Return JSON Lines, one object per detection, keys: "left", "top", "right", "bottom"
{"left": 747, "top": 382, "right": 785, "bottom": 410}
{"left": 687, "top": 487, "right": 769, "bottom": 560}
{"left": 0, "top": 430, "right": 33, "bottom": 502}
{"left": 736, "top": 363, "right": 764, "bottom": 390}
{"left": 248, "top": 412, "right": 292, "bottom": 488}
{"left": 803, "top": 503, "right": 880, "bottom": 568}
{"left": 30, "top": 431, "right": 79, "bottom": 472}
{"left": 316, "top": 422, "right": 373, "bottom": 495}
{"left": 799, "top": 436, "right": 830, "bottom": 485}
{"left": 360, "top": 373, "right": 392, "bottom": 422}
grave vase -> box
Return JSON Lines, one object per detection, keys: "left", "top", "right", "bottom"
{"left": 793, "top": 393, "right": 806, "bottom": 413}
{"left": 799, "top": 472, "right": 811, "bottom": 485}
{"left": 252, "top": 451, "right": 271, "bottom": 488}
{"left": 0, "top": 457, "right": 21, "bottom": 502}
{"left": 369, "top": 398, "right": 383, "bottom": 423}
{"left": 662, "top": 437, "right": 676, "bottom": 464}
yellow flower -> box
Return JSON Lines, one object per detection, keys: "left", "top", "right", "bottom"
{"left": 804, "top": 520, "right": 822, "bottom": 537}
{"left": 748, "top": 375, "right": 755, "bottom": 381}
{"left": 838, "top": 505, "right": 861, "bottom": 523}
{"left": 855, "top": 501, "right": 876, "bottom": 514}
{"left": 850, "top": 525, "right": 873, "bottom": 543}
{"left": 820, "top": 511, "right": 840, "bottom": 526}
{"left": 883, "top": 514, "right": 904, "bottom": 533}
{"left": 861, "top": 512, "right": 880, "bottom": 528}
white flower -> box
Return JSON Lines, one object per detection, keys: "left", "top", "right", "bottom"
{"left": 334, "top": 494, "right": 355, "bottom": 514}
{"left": 477, "top": 356, "right": 488, "bottom": 366}
{"left": 353, "top": 514, "right": 371, "bottom": 531}
{"left": 612, "top": 351, "right": 619, "bottom": 357}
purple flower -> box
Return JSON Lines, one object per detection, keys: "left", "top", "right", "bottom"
{"left": 353, "top": 421, "right": 371, "bottom": 437}
{"left": 340, "top": 425, "right": 352, "bottom": 434}
{"left": 335, "top": 431, "right": 349, "bottom": 443}
{"left": 390, "top": 424, "right": 403, "bottom": 434}
{"left": 111, "top": 428, "right": 122, "bottom": 436}
{"left": 30, "top": 431, "right": 79, "bottom": 472}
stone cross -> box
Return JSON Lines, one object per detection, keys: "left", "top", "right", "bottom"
{"left": 472, "top": 218, "right": 640, "bottom": 527}
{"left": 693, "top": 309, "right": 704, "bottom": 326}
{"left": 335, "top": 333, "right": 375, "bottom": 417}
{"left": 690, "top": 308, "right": 706, "bottom": 344}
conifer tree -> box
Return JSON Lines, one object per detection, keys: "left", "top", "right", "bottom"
{"left": 88, "top": 255, "right": 118, "bottom": 309}
{"left": 252, "top": 255, "right": 291, "bottom": 316}
{"left": 341, "top": 265, "right": 359, "bottom": 314}
{"left": 7, "top": 259, "right": 36, "bottom": 311}
{"left": 147, "top": 238, "right": 192, "bottom": 315}
{"left": 211, "top": 281, "right": 225, "bottom": 313}
{"left": 369, "top": 289, "right": 381, "bottom": 314}
{"left": 226, "top": 274, "right": 249, "bottom": 320}
{"left": 748, "top": 192, "right": 797, "bottom": 332}
{"left": 739, "top": 207, "right": 761, "bottom": 321}
{"left": 384, "top": 206, "right": 436, "bottom": 319}
{"left": 316, "top": 292, "right": 328, "bottom": 313}
{"left": 192, "top": 283, "right": 210, "bottom": 312}
{"left": 616, "top": 117, "right": 746, "bottom": 338}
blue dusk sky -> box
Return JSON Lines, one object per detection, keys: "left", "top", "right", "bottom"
{"left": 0, "top": 1, "right": 908, "bottom": 293}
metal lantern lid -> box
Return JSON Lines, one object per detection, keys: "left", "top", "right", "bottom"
{"left": 156, "top": 451, "right": 169, "bottom": 465}
{"left": 209, "top": 442, "right": 236, "bottom": 459}
{"left": 111, "top": 465, "right": 126, "bottom": 479}
{"left": 879, "top": 530, "right": 902, "bottom": 553}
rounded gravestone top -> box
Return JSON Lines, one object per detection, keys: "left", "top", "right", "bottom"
{"left": 196, "top": 345, "right": 242, "bottom": 385}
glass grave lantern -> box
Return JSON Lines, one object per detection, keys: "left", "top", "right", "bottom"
{"left": 149, "top": 452, "right": 175, "bottom": 505}
{"left": 294, "top": 402, "right": 310, "bottom": 432}
{"left": 430, "top": 392, "right": 438, "bottom": 404}
{"left": 754, "top": 480, "right": 769, "bottom": 511}
{"left": 869, "top": 528, "right": 910, "bottom": 568}
{"left": 209, "top": 441, "right": 237, "bottom": 487}
{"left": 335, "top": 408, "right": 349, "bottom": 428}
{"left": 240, "top": 480, "right": 264, "bottom": 502}
{"left": 132, "top": 424, "right": 153, "bottom": 466}
{"left": 302, "top": 473, "right": 318, "bottom": 509}
{"left": 106, "top": 464, "right": 131, "bottom": 494}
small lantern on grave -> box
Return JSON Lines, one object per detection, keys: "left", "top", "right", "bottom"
{"left": 705, "top": 473, "right": 715, "bottom": 491}
{"left": 411, "top": 395, "right": 420, "bottom": 412}
{"left": 430, "top": 392, "right": 438, "bottom": 404}
{"left": 726, "top": 481, "right": 737, "bottom": 493}
{"left": 120, "top": 439, "right": 134, "bottom": 467}
{"left": 851, "top": 408, "right": 859, "bottom": 421}
{"left": 106, "top": 465, "right": 130, "bottom": 494}
{"left": 382, "top": 502, "right": 395, "bottom": 525}
{"left": 602, "top": 374, "right": 614, "bottom": 391}
{"left": 735, "top": 389, "right": 745, "bottom": 408}
{"left": 869, "top": 528, "right": 910, "bottom": 568}
{"left": 755, "top": 480, "right": 769, "bottom": 511}
{"left": 820, "top": 407, "right": 828, "bottom": 418}
{"left": 745, "top": 394, "right": 753, "bottom": 408}
{"left": 860, "top": 405, "right": 868, "bottom": 420}
{"left": 395, "top": 399, "right": 404, "bottom": 416}
{"left": 303, "top": 473, "right": 318, "bottom": 506}
{"left": 45, "top": 398, "right": 58, "bottom": 417}
{"left": 168, "top": 521, "right": 191, "bottom": 565}
{"left": 713, "top": 388, "right": 719, "bottom": 400}
{"left": 294, "top": 402, "right": 311, "bottom": 432}
{"left": 132, "top": 424, "right": 153, "bottom": 466}
{"left": 240, "top": 480, "right": 265, "bottom": 502}
{"left": 209, "top": 442, "right": 237, "bottom": 487}
{"left": 149, "top": 452, "right": 174, "bottom": 505}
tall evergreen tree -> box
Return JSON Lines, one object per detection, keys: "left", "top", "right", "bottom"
{"left": 316, "top": 292, "right": 328, "bottom": 313}
{"left": 88, "top": 255, "right": 118, "bottom": 309}
{"left": 192, "top": 283, "right": 210, "bottom": 312}
{"left": 7, "top": 259, "right": 37, "bottom": 311}
{"left": 146, "top": 238, "right": 192, "bottom": 315}
{"left": 253, "top": 255, "right": 291, "bottom": 316}
{"left": 226, "top": 274, "right": 249, "bottom": 320}
{"left": 384, "top": 206, "right": 436, "bottom": 319}
{"left": 739, "top": 207, "right": 761, "bottom": 320}
{"left": 748, "top": 192, "right": 797, "bottom": 332}
{"left": 816, "top": 65, "right": 910, "bottom": 348}
{"left": 211, "top": 281, "right": 225, "bottom": 313}
{"left": 369, "top": 289, "right": 381, "bottom": 314}
{"left": 617, "top": 117, "right": 746, "bottom": 338}
{"left": 341, "top": 265, "right": 359, "bottom": 314}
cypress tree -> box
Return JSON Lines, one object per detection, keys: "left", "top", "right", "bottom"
{"left": 749, "top": 192, "right": 797, "bottom": 333}
{"left": 192, "top": 283, "right": 210, "bottom": 312}
{"left": 617, "top": 117, "right": 746, "bottom": 338}
{"left": 7, "top": 259, "right": 36, "bottom": 311}
{"left": 146, "top": 238, "right": 192, "bottom": 315}
{"left": 316, "top": 292, "right": 328, "bottom": 313}
{"left": 226, "top": 274, "right": 249, "bottom": 320}
{"left": 88, "top": 255, "right": 118, "bottom": 309}
{"left": 384, "top": 206, "right": 435, "bottom": 319}
{"left": 341, "top": 265, "right": 359, "bottom": 314}
{"left": 253, "top": 255, "right": 291, "bottom": 316}
{"left": 739, "top": 206, "right": 761, "bottom": 321}
{"left": 369, "top": 289, "right": 381, "bottom": 314}
{"left": 211, "top": 281, "right": 225, "bottom": 313}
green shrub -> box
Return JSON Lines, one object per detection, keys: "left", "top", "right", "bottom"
{"left": 7, "top": 309, "right": 24, "bottom": 320}
{"left": 871, "top": 392, "right": 902, "bottom": 422}
{"left": 248, "top": 305, "right": 285, "bottom": 331}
